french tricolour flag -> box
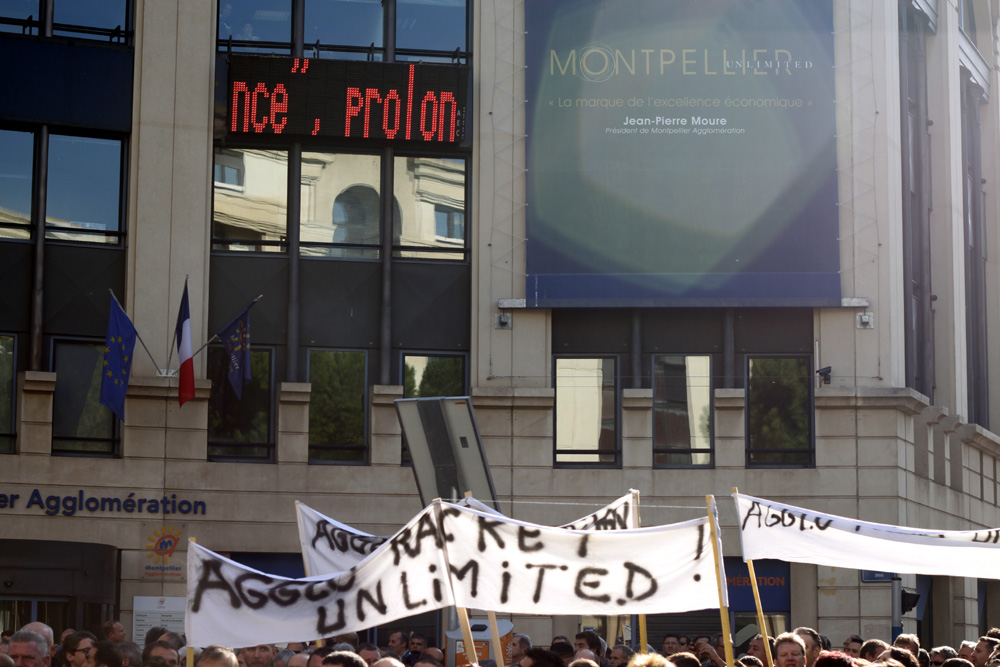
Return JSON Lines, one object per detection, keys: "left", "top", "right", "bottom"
{"left": 176, "top": 280, "right": 195, "bottom": 406}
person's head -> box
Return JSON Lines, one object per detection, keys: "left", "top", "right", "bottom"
{"left": 794, "top": 629, "right": 821, "bottom": 667}
{"left": 371, "top": 659, "right": 403, "bottom": 667}
{"left": 102, "top": 625, "right": 125, "bottom": 646}
{"left": 813, "top": 652, "right": 853, "bottom": 667}
{"left": 573, "top": 651, "right": 597, "bottom": 665}
{"left": 307, "top": 648, "right": 334, "bottom": 667}
{"left": 942, "top": 660, "right": 974, "bottom": 667}
{"left": 116, "top": 644, "right": 141, "bottom": 667}
{"left": 419, "top": 651, "right": 443, "bottom": 665}
{"left": 774, "top": 633, "right": 807, "bottom": 667}
{"left": 10, "top": 631, "right": 51, "bottom": 667}
{"left": 550, "top": 643, "right": 574, "bottom": 667}
{"left": 930, "top": 648, "right": 959, "bottom": 667}
{"left": 861, "top": 641, "right": 891, "bottom": 663}
{"left": 286, "top": 655, "right": 308, "bottom": 667}
{"left": 520, "top": 649, "right": 564, "bottom": 667}
{"left": 142, "top": 643, "right": 178, "bottom": 667}
{"left": 739, "top": 657, "right": 763, "bottom": 667}
{"left": 972, "top": 640, "right": 1000, "bottom": 667}
{"left": 385, "top": 636, "right": 407, "bottom": 659}
{"left": 273, "top": 651, "right": 296, "bottom": 667}
{"left": 748, "top": 635, "right": 773, "bottom": 662}
{"left": 625, "top": 653, "right": 674, "bottom": 667}
{"left": 574, "top": 634, "right": 600, "bottom": 658}
{"left": 662, "top": 637, "right": 680, "bottom": 656}
{"left": 321, "top": 653, "right": 366, "bottom": 667}
{"left": 356, "top": 646, "right": 380, "bottom": 667}
{"left": 64, "top": 634, "right": 97, "bottom": 667}
{"left": 568, "top": 660, "right": 598, "bottom": 667}
{"left": 20, "top": 627, "right": 54, "bottom": 658}
{"left": 241, "top": 647, "right": 275, "bottom": 667}
{"left": 878, "top": 648, "right": 919, "bottom": 667}
{"left": 87, "top": 642, "right": 121, "bottom": 667}
{"left": 412, "top": 656, "right": 443, "bottom": 667}
{"left": 196, "top": 647, "right": 238, "bottom": 667}
{"left": 155, "top": 639, "right": 182, "bottom": 655}
{"left": 512, "top": 636, "right": 532, "bottom": 662}
{"left": 895, "top": 637, "right": 921, "bottom": 656}
{"left": 609, "top": 646, "right": 634, "bottom": 667}
{"left": 665, "top": 652, "right": 699, "bottom": 667}
{"left": 407, "top": 637, "right": 427, "bottom": 656}
{"left": 840, "top": 637, "right": 863, "bottom": 660}
{"left": 142, "top": 632, "right": 168, "bottom": 651}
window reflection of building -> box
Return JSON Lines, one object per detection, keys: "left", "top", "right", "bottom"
{"left": 213, "top": 148, "right": 288, "bottom": 252}
{"left": 555, "top": 357, "right": 618, "bottom": 465}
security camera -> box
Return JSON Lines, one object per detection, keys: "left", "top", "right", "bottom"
{"left": 816, "top": 366, "right": 832, "bottom": 384}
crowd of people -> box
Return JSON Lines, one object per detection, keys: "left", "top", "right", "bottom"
{"left": 2, "top": 621, "right": 1000, "bottom": 667}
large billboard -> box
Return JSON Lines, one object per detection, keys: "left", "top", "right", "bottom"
{"left": 525, "top": 1, "right": 839, "bottom": 307}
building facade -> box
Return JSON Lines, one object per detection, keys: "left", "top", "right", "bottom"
{"left": 2, "top": 0, "right": 1000, "bottom": 653}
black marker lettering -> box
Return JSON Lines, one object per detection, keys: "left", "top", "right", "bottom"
{"left": 191, "top": 558, "right": 241, "bottom": 612}
{"left": 518, "top": 526, "right": 544, "bottom": 552}
{"left": 477, "top": 516, "right": 506, "bottom": 551}
{"left": 623, "top": 562, "right": 657, "bottom": 601}
{"left": 741, "top": 501, "right": 763, "bottom": 530}
{"left": 316, "top": 600, "right": 347, "bottom": 633}
{"left": 234, "top": 572, "right": 275, "bottom": 609}
{"left": 269, "top": 581, "right": 302, "bottom": 606}
{"left": 526, "top": 564, "right": 559, "bottom": 603}
{"left": 356, "top": 581, "right": 387, "bottom": 621}
{"left": 450, "top": 559, "right": 480, "bottom": 597}
{"left": 574, "top": 567, "right": 611, "bottom": 602}
{"left": 401, "top": 571, "right": 428, "bottom": 610}
{"left": 577, "top": 533, "right": 590, "bottom": 558}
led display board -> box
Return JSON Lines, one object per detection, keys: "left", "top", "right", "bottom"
{"left": 227, "top": 56, "right": 469, "bottom": 146}
{"left": 525, "top": 1, "right": 839, "bottom": 306}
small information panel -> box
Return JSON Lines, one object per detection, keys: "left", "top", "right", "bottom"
{"left": 227, "top": 56, "right": 469, "bottom": 146}
{"left": 133, "top": 596, "right": 186, "bottom": 641}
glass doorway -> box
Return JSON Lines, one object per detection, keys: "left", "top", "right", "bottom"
{"left": 0, "top": 597, "right": 71, "bottom": 638}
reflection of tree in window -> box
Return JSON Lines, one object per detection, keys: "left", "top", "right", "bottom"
{"left": 653, "top": 355, "right": 711, "bottom": 466}
{"left": 208, "top": 348, "right": 272, "bottom": 460}
{"left": 403, "top": 355, "right": 464, "bottom": 398}
{"left": 308, "top": 350, "right": 366, "bottom": 463}
{"left": 52, "top": 342, "right": 114, "bottom": 454}
{"left": 747, "top": 357, "right": 811, "bottom": 465}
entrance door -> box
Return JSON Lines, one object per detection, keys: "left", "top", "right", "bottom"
{"left": 0, "top": 597, "right": 71, "bottom": 638}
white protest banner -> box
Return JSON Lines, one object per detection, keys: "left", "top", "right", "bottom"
{"left": 297, "top": 492, "right": 637, "bottom": 575}
{"left": 438, "top": 500, "right": 720, "bottom": 616}
{"left": 189, "top": 500, "right": 720, "bottom": 647}
{"left": 734, "top": 493, "right": 1000, "bottom": 580}
{"left": 295, "top": 496, "right": 501, "bottom": 575}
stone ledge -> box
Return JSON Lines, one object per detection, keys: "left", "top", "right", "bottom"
{"left": 959, "top": 423, "right": 1000, "bottom": 455}
{"left": 815, "top": 386, "right": 930, "bottom": 414}
{"left": 371, "top": 385, "right": 403, "bottom": 406}
{"left": 128, "top": 375, "right": 211, "bottom": 398}
{"left": 279, "top": 382, "right": 312, "bottom": 403}
{"left": 20, "top": 370, "right": 57, "bottom": 391}
{"left": 715, "top": 388, "right": 745, "bottom": 409}
{"left": 472, "top": 387, "right": 554, "bottom": 409}
{"left": 622, "top": 388, "right": 652, "bottom": 409}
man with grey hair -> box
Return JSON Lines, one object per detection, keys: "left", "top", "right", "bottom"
{"left": 9, "top": 630, "right": 50, "bottom": 667}
{"left": 508, "top": 636, "right": 532, "bottom": 667}
{"left": 959, "top": 642, "right": 978, "bottom": 662}
{"left": 19, "top": 627, "right": 54, "bottom": 659}
{"left": 273, "top": 651, "right": 295, "bottom": 667}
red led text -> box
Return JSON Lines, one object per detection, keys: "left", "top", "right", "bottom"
{"left": 345, "top": 64, "right": 458, "bottom": 142}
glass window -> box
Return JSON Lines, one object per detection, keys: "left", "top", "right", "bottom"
{"left": 305, "top": 0, "right": 382, "bottom": 50}
{"left": 396, "top": 0, "right": 465, "bottom": 52}
{"left": 403, "top": 354, "right": 465, "bottom": 398}
{"left": 0, "top": 129, "right": 33, "bottom": 240}
{"left": 746, "top": 356, "right": 813, "bottom": 467}
{"left": 554, "top": 357, "right": 619, "bottom": 466}
{"left": 300, "top": 152, "right": 380, "bottom": 258}
{"left": 393, "top": 156, "right": 467, "bottom": 259}
{"left": 308, "top": 349, "right": 367, "bottom": 464}
{"left": 401, "top": 354, "right": 465, "bottom": 465}
{"left": 52, "top": 341, "right": 116, "bottom": 456}
{"left": 218, "top": 0, "right": 291, "bottom": 43}
{"left": 46, "top": 135, "right": 122, "bottom": 244}
{"left": 653, "top": 355, "right": 712, "bottom": 467}
{"left": 0, "top": 335, "right": 14, "bottom": 454}
{"left": 53, "top": 0, "right": 128, "bottom": 39}
{"left": 213, "top": 148, "right": 288, "bottom": 252}
{"left": 0, "top": 0, "right": 39, "bottom": 34}
{"left": 208, "top": 347, "right": 274, "bottom": 461}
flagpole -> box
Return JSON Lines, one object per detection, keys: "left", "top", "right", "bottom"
{"left": 733, "top": 487, "right": 773, "bottom": 667}
{"left": 109, "top": 289, "right": 162, "bottom": 371}
{"left": 705, "top": 495, "right": 735, "bottom": 667}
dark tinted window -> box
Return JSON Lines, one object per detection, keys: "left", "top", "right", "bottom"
{"left": 0, "top": 129, "right": 33, "bottom": 239}
{"left": 46, "top": 135, "right": 122, "bottom": 243}
{"left": 208, "top": 347, "right": 274, "bottom": 461}
{"left": 52, "top": 341, "right": 116, "bottom": 455}
{"left": 308, "top": 349, "right": 367, "bottom": 464}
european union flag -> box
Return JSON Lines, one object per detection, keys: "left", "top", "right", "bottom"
{"left": 217, "top": 303, "right": 253, "bottom": 399}
{"left": 99, "top": 295, "right": 137, "bottom": 421}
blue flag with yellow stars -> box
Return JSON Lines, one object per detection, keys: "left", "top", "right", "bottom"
{"left": 99, "top": 295, "right": 137, "bottom": 421}
{"left": 217, "top": 302, "right": 254, "bottom": 399}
